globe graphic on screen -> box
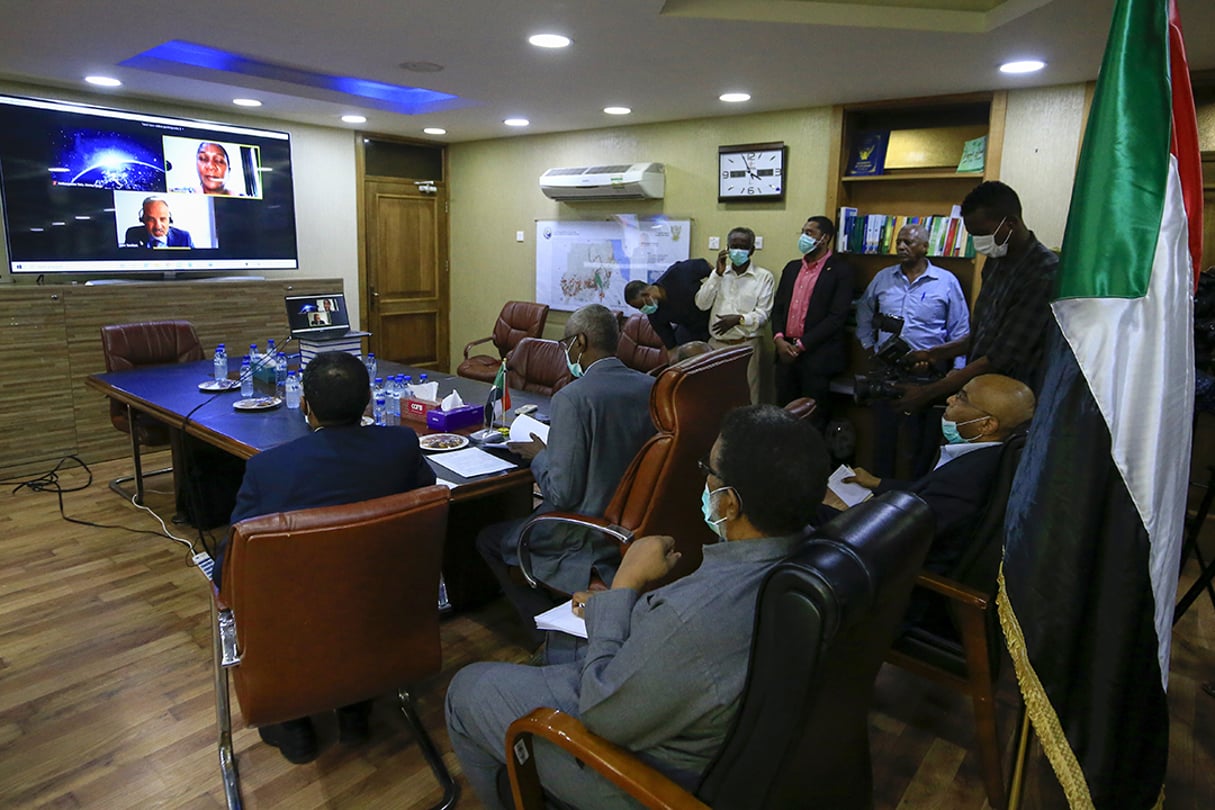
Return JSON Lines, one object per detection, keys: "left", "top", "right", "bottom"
{"left": 71, "top": 159, "right": 163, "bottom": 190}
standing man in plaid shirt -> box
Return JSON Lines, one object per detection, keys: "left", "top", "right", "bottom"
{"left": 897, "top": 181, "right": 1058, "bottom": 411}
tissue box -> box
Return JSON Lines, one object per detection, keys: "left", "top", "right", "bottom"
{"left": 426, "top": 403, "right": 484, "bottom": 431}
{"left": 403, "top": 396, "right": 441, "bottom": 421}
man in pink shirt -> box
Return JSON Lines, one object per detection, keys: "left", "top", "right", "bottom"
{"left": 771, "top": 216, "right": 857, "bottom": 426}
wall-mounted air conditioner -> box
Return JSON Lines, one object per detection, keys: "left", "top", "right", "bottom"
{"left": 539, "top": 162, "right": 665, "bottom": 200}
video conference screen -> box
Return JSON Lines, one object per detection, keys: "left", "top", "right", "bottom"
{"left": 0, "top": 94, "right": 299, "bottom": 274}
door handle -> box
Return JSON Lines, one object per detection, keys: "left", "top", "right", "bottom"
{"left": 369, "top": 287, "right": 379, "bottom": 308}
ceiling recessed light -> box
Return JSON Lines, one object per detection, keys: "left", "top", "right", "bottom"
{"left": 423, "top": 127, "right": 447, "bottom": 135}
{"left": 504, "top": 118, "right": 530, "bottom": 127}
{"left": 719, "top": 92, "right": 751, "bottom": 103}
{"left": 85, "top": 75, "right": 122, "bottom": 88}
{"left": 341, "top": 114, "right": 367, "bottom": 124}
{"left": 528, "top": 33, "right": 571, "bottom": 49}
{"left": 603, "top": 106, "right": 632, "bottom": 116}
{"left": 233, "top": 98, "right": 262, "bottom": 107}
{"left": 1000, "top": 59, "right": 1046, "bottom": 74}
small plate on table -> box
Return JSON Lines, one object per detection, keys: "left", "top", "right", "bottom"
{"left": 233, "top": 396, "right": 282, "bottom": 411}
{"left": 419, "top": 433, "right": 470, "bottom": 452}
{"left": 198, "top": 378, "right": 240, "bottom": 392}
{"left": 361, "top": 415, "right": 374, "bottom": 427}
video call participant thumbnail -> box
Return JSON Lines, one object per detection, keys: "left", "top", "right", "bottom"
{"left": 122, "top": 196, "right": 194, "bottom": 248}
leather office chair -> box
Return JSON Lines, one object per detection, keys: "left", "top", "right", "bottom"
{"left": 784, "top": 396, "right": 817, "bottom": 423}
{"left": 505, "top": 337, "right": 573, "bottom": 397}
{"left": 99, "top": 320, "right": 205, "bottom": 503}
{"left": 617, "top": 313, "right": 668, "bottom": 374}
{"left": 505, "top": 491, "right": 934, "bottom": 810}
{"left": 517, "top": 346, "right": 752, "bottom": 588}
{"left": 885, "top": 428, "right": 1029, "bottom": 810}
{"left": 457, "top": 301, "right": 549, "bottom": 382}
{"left": 211, "top": 487, "right": 456, "bottom": 810}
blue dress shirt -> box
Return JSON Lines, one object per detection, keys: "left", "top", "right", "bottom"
{"left": 855, "top": 261, "right": 970, "bottom": 369}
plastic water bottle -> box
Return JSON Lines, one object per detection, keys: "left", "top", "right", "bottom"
{"left": 373, "top": 376, "right": 384, "bottom": 403}
{"left": 284, "top": 370, "right": 301, "bottom": 409}
{"left": 213, "top": 343, "right": 227, "bottom": 382}
{"left": 266, "top": 337, "right": 276, "bottom": 361}
{"left": 374, "top": 396, "right": 387, "bottom": 426}
{"left": 403, "top": 374, "right": 413, "bottom": 399}
{"left": 275, "top": 352, "right": 288, "bottom": 395}
{"left": 386, "top": 376, "right": 400, "bottom": 424}
{"left": 248, "top": 344, "right": 259, "bottom": 373}
{"left": 419, "top": 372, "right": 429, "bottom": 386}
{"left": 240, "top": 355, "right": 253, "bottom": 397}
{"left": 365, "top": 352, "right": 377, "bottom": 380}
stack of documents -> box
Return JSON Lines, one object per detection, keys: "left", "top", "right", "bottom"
{"left": 534, "top": 599, "right": 587, "bottom": 639}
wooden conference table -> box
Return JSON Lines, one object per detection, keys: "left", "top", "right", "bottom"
{"left": 86, "top": 359, "right": 548, "bottom": 609}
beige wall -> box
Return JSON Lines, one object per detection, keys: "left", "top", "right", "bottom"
{"left": 447, "top": 83, "right": 1087, "bottom": 364}
{"left": 0, "top": 82, "right": 364, "bottom": 327}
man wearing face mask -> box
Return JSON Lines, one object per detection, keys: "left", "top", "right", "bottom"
{"left": 447, "top": 405, "right": 829, "bottom": 810}
{"left": 771, "top": 215, "right": 857, "bottom": 423}
{"left": 477, "top": 304, "right": 656, "bottom": 648}
{"left": 833, "top": 373, "right": 1035, "bottom": 575}
{"left": 694, "top": 226, "right": 775, "bottom": 404}
{"left": 624, "top": 258, "right": 713, "bottom": 362}
{"left": 896, "top": 182, "right": 1057, "bottom": 411}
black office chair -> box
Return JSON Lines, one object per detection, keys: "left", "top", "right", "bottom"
{"left": 505, "top": 491, "right": 933, "bottom": 810}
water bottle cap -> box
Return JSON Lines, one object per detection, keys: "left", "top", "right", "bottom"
{"left": 242, "top": 355, "right": 250, "bottom": 361}
{"left": 287, "top": 369, "right": 295, "bottom": 376}
{"left": 375, "top": 377, "right": 383, "bottom": 384}
{"left": 368, "top": 352, "right": 375, "bottom": 358}
{"left": 405, "top": 375, "right": 412, "bottom": 382}
{"left": 376, "top": 397, "right": 385, "bottom": 404}
{"left": 278, "top": 351, "right": 286, "bottom": 358}
{"left": 217, "top": 343, "right": 224, "bottom": 349}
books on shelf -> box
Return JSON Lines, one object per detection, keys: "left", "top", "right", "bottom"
{"left": 846, "top": 130, "right": 889, "bottom": 176}
{"left": 837, "top": 206, "right": 974, "bottom": 258}
{"left": 956, "top": 135, "right": 988, "bottom": 173}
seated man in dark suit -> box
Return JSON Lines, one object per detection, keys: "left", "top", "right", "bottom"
{"left": 829, "top": 373, "right": 1034, "bottom": 574}
{"left": 447, "top": 405, "right": 830, "bottom": 810}
{"left": 122, "top": 196, "right": 194, "bottom": 248}
{"left": 625, "top": 258, "right": 713, "bottom": 362}
{"left": 214, "top": 351, "right": 435, "bottom": 764}
{"left": 478, "top": 304, "right": 656, "bottom": 648}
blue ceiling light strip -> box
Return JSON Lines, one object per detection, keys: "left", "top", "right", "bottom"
{"left": 121, "top": 40, "right": 462, "bottom": 115}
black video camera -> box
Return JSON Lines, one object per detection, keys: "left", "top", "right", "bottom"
{"left": 853, "top": 313, "right": 943, "bottom": 403}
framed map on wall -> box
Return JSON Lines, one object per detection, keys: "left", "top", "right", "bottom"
{"left": 535, "top": 215, "right": 692, "bottom": 312}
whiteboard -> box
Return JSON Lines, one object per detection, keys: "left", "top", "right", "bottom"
{"left": 535, "top": 216, "right": 692, "bottom": 312}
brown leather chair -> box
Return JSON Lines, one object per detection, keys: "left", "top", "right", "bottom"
{"left": 784, "top": 396, "right": 817, "bottom": 422}
{"left": 617, "top": 314, "right": 668, "bottom": 374}
{"left": 505, "top": 491, "right": 934, "bottom": 810}
{"left": 885, "top": 428, "right": 1028, "bottom": 810}
{"left": 505, "top": 337, "right": 573, "bottom": 397}
{"left": 457, "top": 301, "right": 549, "bottom": 382}
{"left": 517, "top": 346, "right": 752, "bottom": 588}
{"left": 99, "top": 320, "right": 205, "bottom": 503}
{"left": 212, "top": 487, "right": 455, "bottom": 810}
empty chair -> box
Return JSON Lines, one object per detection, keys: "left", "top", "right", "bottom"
{"left": 212, "top": 486, "right": 456, "bottom": 810}
{"left": 505, "top": 337, "right": 574, "bottom": 397}
{"left": 458, "top": 301, "right": 549, "bottom": 382}
{"left": 505, "top": 491, "right": 934, "bottom": 810}
{"left": 99, "top": 320, "right": 205, "bottom": 503}
{"left": 617, "top": 313, "right": 668, "bottom": 374}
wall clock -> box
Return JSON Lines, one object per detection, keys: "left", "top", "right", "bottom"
{"left": 718, "top": 142, "right": 787, "bottom": 201}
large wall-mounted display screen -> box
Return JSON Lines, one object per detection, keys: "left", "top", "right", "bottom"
{"left": 0, "top": 94, "right": 299, "bottom": 274}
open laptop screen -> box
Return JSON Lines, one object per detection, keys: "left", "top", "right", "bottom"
{"left": 285, "top": 292, "right": 351, "bottom": 339}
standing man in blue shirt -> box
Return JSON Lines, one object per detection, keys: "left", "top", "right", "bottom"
{"left": 856, "top": 223, "right": 969, "bottom": 478}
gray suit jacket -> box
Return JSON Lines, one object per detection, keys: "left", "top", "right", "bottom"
{"left": 523, "top": 356, "right": 655, "bottom": 593}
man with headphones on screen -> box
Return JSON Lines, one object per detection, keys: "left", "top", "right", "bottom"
{"left": 122, "top": 196, "right": 194, "bottom": 248}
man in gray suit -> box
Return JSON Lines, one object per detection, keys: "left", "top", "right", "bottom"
{"left": 477, "top": 303, "right": 656, "bottom": 647}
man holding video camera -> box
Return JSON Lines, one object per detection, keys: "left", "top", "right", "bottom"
{"left": 856, "top": 223, "right": 969, "bottom": 477}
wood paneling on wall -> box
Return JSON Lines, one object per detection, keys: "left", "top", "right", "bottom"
{"left": 0, "top": 278, "right": 342, "bottom": 474}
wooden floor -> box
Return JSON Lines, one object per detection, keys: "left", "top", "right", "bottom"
{"left": 1, "top": 452, "right": 1212, "bottom": 808}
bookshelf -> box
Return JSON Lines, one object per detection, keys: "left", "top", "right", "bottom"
{"left": 824, "top": 91, "right": 1006, "bottom": 473}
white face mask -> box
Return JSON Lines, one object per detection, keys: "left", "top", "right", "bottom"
{"left": 972, "top": 217, "right": 1011, "bottom": 258}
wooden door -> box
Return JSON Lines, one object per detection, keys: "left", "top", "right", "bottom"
{"left": 363, "top": 178, "right": 449, "bottom": 369}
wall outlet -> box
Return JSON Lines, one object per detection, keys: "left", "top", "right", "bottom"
{"left": 516, "top": 231, "right": 525, "bottom": 242}
{"left": 754, "top": 236, "right": 764, "bottom": 250}
{"left": 708, "top": 236, "right": 720, "bottom": 250}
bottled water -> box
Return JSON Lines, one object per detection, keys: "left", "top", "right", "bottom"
{"left": 386, "top": 376, "right": 400, "bottom": 424}
{"left": 365, "top": 352, "right": 377, "bottom": 380}
{"left": 373, "top": 376, "right": 384, "bottom": 402}
{"left": 285, "top": 370, "right": 301, "bottom": 409}
{"left": 248, "top": 344, "right": 259, "bottom": 374}
{"left": 419, "top": 372, "right": 429, "bottom": 387}
{"left": 402, "top": 374, "right": 413, "bottom": 399}
{"left": 374, "top": 396, "right": 387, "bottom": 426}
{"left": 240, "top": 355, "right": 253, "bottom": 397}
{"left": 213, "top": 343, "right": 227, "bottom": 382}
{"left": 266, "top": 338, "right": 276, "bottom": 362}
{"left": 275, "top": 352, "right": 288, "bottom": 396}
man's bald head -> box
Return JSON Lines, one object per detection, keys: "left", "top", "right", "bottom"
{"left": 958, "top": 374, "right": 1035, "bottom": 441}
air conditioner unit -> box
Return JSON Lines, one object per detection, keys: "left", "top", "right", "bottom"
{"left": 539, "top": 162, "right": 665, "bottom": 200}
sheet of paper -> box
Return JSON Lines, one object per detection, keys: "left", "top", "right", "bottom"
{"left": 534, "top": 599, "right": 588, "bottom": 639}
{"left": 827, "top": 464, "right": 874, "bottom": 508}
{"left": 435, "top": 478, "right": 458, "bottom": 489}
{"left": 509, "top": 413, "right": 550, "bottom": 444}
{"left": 430, "top": 447, "right": 517, "bottom": 478}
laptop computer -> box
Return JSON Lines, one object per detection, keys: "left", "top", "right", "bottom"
{"left": 285, "top": 292, "right": 357, "bottom": 340}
